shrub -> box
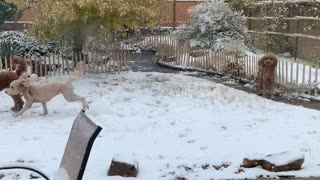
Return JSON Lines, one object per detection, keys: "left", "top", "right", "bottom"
{"left": 0, "top": 2, "right": 17, "bottom": 25}
{"left": 0, "top": 31, "right": 56, "bottom": 58}
{"left": 173, "top": 0, "right": 248, "bottom": 52}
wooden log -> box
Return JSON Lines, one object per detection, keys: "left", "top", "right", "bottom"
{"left": 243, "top": 158, "right": 304, "bottom": 172}
{"left": 242, "top": 152, "right": 304, "bottom": 172}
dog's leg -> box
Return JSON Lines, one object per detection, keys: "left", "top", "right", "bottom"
{"left": 257, "top": 68, "right": 264, "bottom": 95}
{"left": 40, "top": 103, "right": 48, "bottom": 116}
{"left": 62, "top": 90, "right": 89, "bottom": 111}
{"left": 258, "top": 75, "right": 263, "bottom": 95}
{"left": 10, "top": 94, "right": 24, "bottom": 112}
{"left": 13, "top": 100, "right": 33, "bottom": 117}
{"left": 270, "top": 77, "right": 275, "bottom": 99}
{"left": 262, "top": 77, "right": 267, "bottom": 98}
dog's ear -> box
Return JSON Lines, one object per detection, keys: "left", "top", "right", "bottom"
{"left": 263, "top": 58, "right": 272, "bottom": 66}
{"left": 20, "top": 79, "right": 30, "bottom": 87}
{"left": 19, "top": 74, "right": 28, "bottom": 79}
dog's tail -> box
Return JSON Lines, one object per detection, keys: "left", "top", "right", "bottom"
{"left": 13, "top": 57, "right": 28, "bottom": 76}
{"left": 68, "top": 61, "right": 86, "bottom": 83}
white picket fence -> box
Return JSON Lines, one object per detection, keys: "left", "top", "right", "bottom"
{"left": 124, "top": 35, "right": 320, "bottom": 88}
{"left": 0, "top": 49, "right": 130, "bottom": 77}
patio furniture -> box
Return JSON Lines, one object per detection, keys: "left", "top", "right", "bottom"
{"left": 0, "top": 111, "right": 102, "bottom": 180}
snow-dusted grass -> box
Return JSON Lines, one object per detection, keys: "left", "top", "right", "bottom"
{"left": 1, "top": 72, "right": 320, "bottom": 179}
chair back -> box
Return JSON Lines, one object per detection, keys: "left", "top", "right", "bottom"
{"left": 59, "top": 111, "right": 102, "bottom": 180}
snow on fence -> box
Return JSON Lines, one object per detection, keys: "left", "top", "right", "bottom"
{"left": 125, "top": 35, "right": 320, "bottom": 88}
{"left": 0, "top": 49, "right": 130, "bottom": 77}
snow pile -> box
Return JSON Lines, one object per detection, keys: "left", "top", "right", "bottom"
{"left": 112, "top": 153, "right": 139, "bottom": 166}
{"left": 247, "top": 151, "right": 305, "bottom": 166}
{"left": 0, "top": 72, "right": 320, "bottom": 179}
{"left": 265, "top": 152, "right": 305, "bottom": 166}
{"left": 52, "top": 168, "right": 69, "bottom": 180}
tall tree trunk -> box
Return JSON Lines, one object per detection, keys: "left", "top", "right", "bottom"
{"left": 72, "top": 29, "right": 86, "bottom": 65}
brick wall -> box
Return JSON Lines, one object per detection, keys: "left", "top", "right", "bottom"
{"left": 176, "top": 1, "right": 202, "bottom": 22}
{"left": 17, "top": 8, "right": 36, "bottom": 22}
{"left": 162, "top": 1, "right": 203, "bottom": 26}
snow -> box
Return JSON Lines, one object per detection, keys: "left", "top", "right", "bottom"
{"left": 247, "top": 151, "right": 305, "bottom": 166}
{"left": 265, "top": 152, "right": 305, "bottom": 166}
{"left": 52, "top": 168, "right": 69, "bottom": 180}
{"left": 112, "top": 153, "right": 139, "bottom": 166}
{"left": 0, "top": 163, "right": 49, "bottom": 180}
{"left": 1, "top": 72, "right": 320, "bottom": 179}
{"left": 0, "top": 169, "right": 44, "bottom": 180}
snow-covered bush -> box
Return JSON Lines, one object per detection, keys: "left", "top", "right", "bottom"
{"left": 280, "top": 82, "right": 320, "bottom": 98}
{"left": 0, "top": 2, "right": 17, "bottom": 25}
{"left": 0, "top": 31, "right": 56, "bottom": 57}
{"left": 222, "top": 41, "right": 246, "bottom": 57}
{"left": 173, "top": 0, "right": 248, "bottom": 52}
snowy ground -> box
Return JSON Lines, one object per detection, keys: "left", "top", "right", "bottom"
{"left": 1, "top": 72, "right": 320, "bottom": 179}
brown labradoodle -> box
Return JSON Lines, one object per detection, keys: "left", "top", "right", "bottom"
{"left": 257, "top": 53, "right": 278, "bottom": 99}
{"left": 0, "top": 57, "right": 27, "bottom": 112}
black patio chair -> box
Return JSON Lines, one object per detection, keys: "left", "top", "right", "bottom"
{"left": 0, "top": 111, "right": 102, "bottom": 180}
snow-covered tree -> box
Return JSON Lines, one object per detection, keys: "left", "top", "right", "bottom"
{"left": 5, "top": 0, "right": 167, "bottom": 57}
{"left": 0, "top": 31, "right": 56, "bottom": 57}
{"left": 173, "top": 0, "right": 248, "bottom": 52}
{"left": 0, "top": 1, "right": 17, "bottom": 25}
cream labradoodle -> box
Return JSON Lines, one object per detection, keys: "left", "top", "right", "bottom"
{"left": 5, "top": 61, "right": 89, "bottom": 117}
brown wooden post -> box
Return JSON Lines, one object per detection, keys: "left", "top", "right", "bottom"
{"left": 294, "top": 18, "right": 300, "bottom": 61}
{"left": 173, "top": 0, "right": 177, "bottom": 29}
{"left": 0, "top": 57, "right": 2, "bottom": 71}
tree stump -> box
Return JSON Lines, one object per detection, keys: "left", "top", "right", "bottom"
{"left": 107, "top": 154, "right": 139, "bottom": 177}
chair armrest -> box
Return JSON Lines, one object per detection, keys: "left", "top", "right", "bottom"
{"left": 0, "top": 164, "right": 50, "bottom": 180}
